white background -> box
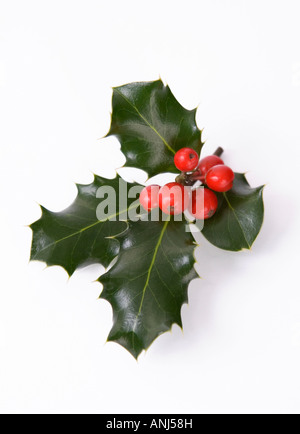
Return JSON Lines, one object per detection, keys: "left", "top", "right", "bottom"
{"left": 0, "top": 0, "right": 300, "bottom": 414}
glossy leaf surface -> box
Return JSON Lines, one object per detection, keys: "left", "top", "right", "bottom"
{"left": 107, "top": 79, "right": 203, "bottom": 177}
{"left": 201, "top": 173, "right": 264, "bottom": 251}
{"left": 99, "top": 218, "right": 198, "bottom": 358}
{"left": 30, "top": 175, "right": 141, "bottom": 276}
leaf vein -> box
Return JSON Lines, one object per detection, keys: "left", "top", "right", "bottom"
{"left": 35, "top": 204, "right": 139, "bottom": 256}
{"left": 114, "top": 88, "right": 175, "bottom": 155}
{"left": 223, "top": 192, "right": 251, "bottom": 248}
{"left": 132, "top": 220, "right": 170, "bottom": 331}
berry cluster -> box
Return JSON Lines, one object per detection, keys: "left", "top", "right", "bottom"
{"left": 139, "top": 147, "right": 235, "bottom": 219}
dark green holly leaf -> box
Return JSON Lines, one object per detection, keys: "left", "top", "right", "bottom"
{"left": 30, "top": 175, "right": 142, "bottom": 276}
{"left": 201, "top": 173, "right": 265, "bottom": 251}
{"left": 99, "top": 218, "right": 198, "bottom": 359}
{"left": 107, "top": 79, "right": 203, "bottom": 177}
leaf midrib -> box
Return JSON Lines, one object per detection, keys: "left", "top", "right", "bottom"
{"left": 135, "top": 220, "right": 170, "bottom": 322}
{"left": 114, "top": 88, "right": 175, "bottom": 155}
{"left": 223, "top": 192, "right": 251, "bottom": 249}
{"left": 32, "top": 202, "right": 139, "bottom": 257}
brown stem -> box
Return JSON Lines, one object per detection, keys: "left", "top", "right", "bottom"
{"left": 175, "top": 173, "right": 195, "bottom": 186}
{"left": 213, "top": 147, "right": 224, "bottom": 157}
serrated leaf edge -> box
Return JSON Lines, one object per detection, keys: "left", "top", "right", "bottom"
{"left": 106, "top": 79, "right": 204, "bottom": 166}
{"left": 113, "top": 86, "right": 176, "bottom": 155}
{"left": 204, "top": 177, "right": 265, "bottom": 252}
{"left": 99, "top": 220, "right": 201, "bottom": 360}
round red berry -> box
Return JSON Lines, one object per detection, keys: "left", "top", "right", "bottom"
{"left": 139, "top": 185, "right": 160, "bottom": 211}
{"left": 206, "top": 165, "right": 235, "bottom": 192}
{"left": 195, "top": 155, "right": 224, "bottom": 182}
{"left": 159, "top": 182, "right": 191, "bottom": 215}
{"left": 174, "top": 147, "right": 199, "bottom": 172}
{"left": 188, "top": 188, "right": 218, "bottom": 220}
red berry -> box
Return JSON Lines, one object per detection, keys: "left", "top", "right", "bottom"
{"left": 206, "top": 165, "right": 235, "bottom": 192}
{"left": 194, "top": 155, "right": 224, "bottom": 182}
{"left": 159, "top": 182, "right": 191, "bottom": 215}
{"left": 174, "top": 147, "right": 199, "bottom": 172}
{"left": 188, "top": 188, "right": 218, "bottom": 220}
{"left": 139, "top": 185, "right": 160, "bottom": 211}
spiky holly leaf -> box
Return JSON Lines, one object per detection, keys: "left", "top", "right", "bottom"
{"left": 99, "top": 218, "right": 198, "bottom": 359}
{"left": 107, "top": 79, "right": 204, "bottom": 177}
{"left": 30, "top": 175, "right": 142, "bottom": 276}
{"left": 29, "top": 77, "right": 265, "bottom": 360}
{"left": 201, "top": 173, "right": 265, "bottom": 251}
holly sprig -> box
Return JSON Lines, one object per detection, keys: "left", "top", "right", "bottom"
{"left": 30, "top": 79, "right": 264, "bottom": 359}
